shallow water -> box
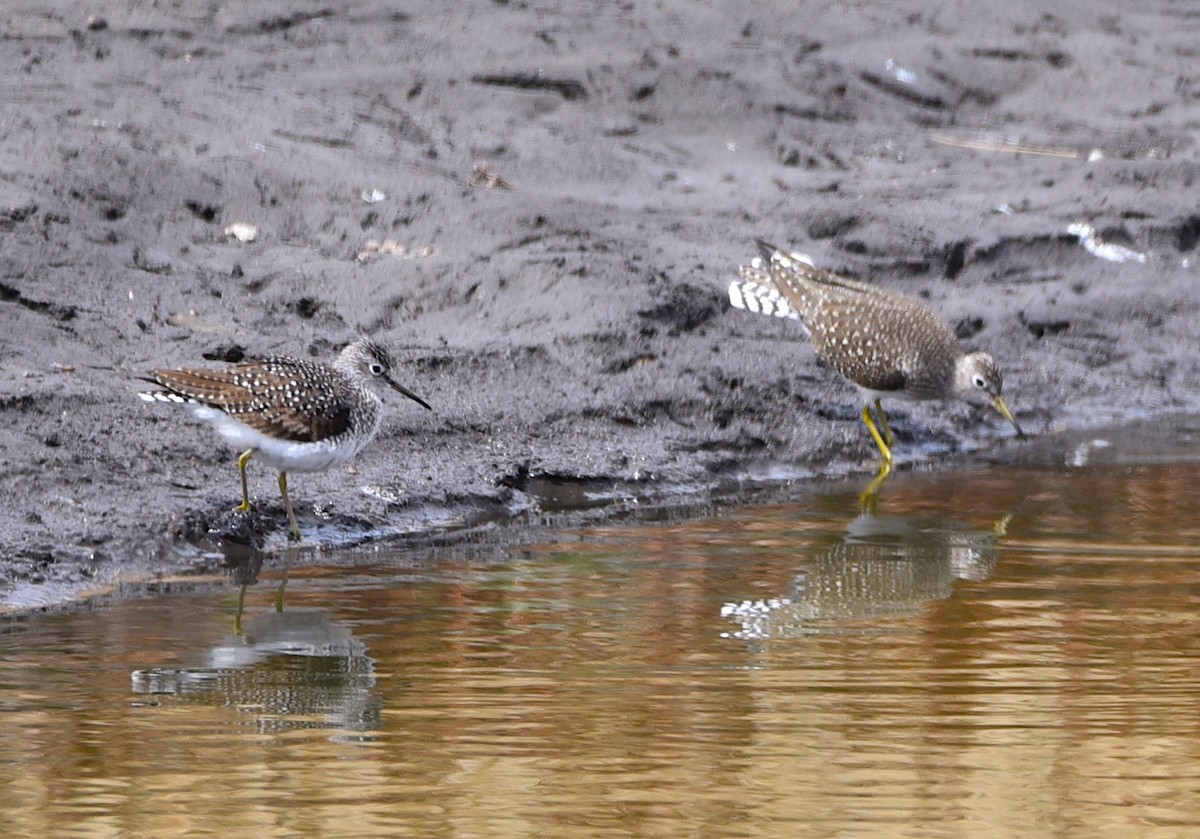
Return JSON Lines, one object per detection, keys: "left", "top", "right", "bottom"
{"left": 3, "top": 421, "right": 1200, "bottom": 837}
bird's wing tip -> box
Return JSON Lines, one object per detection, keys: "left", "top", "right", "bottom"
{"left": 753, "top": 238, "right": 780, "bottom": 260}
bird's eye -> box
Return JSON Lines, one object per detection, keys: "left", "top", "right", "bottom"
{"left": 369, "top": 362, "right": 385, "bottom": 376}
{"left": 972, "top": 374, "right": 987, "bottom": 390}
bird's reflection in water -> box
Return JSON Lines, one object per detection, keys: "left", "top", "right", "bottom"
{"left": 131, "top": 547, "right": 380, "bottom": 734}
{"left": 722, "top": 505, "right": 1011, "bottom": 640}
{"left": 221, "top": 543, "right": 295, "bottom": 633}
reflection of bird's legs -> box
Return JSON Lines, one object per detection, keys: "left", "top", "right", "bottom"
{"left": 858, "top": 460, "right": 894, "bottom": 516}
{"left": 234, "top": 583, "right": 248, "bottom": 636}
{"left": 274, "top": 546, "right": 298, "bottom": 613}
{"left": 993, "top": 512, "right": 1015, "bottom": 537}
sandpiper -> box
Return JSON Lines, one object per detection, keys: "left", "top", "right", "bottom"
{"left": 139, "top": 336, "right": 431, "bottom": 541}
{"left": 729, "top": 239, "right": 1022, "bottom": 465}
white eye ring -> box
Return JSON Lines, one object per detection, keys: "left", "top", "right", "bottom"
{"left": 972, "top": 374, "right": 987, "bottom": 389}
{"left": 369, "top": 362, "right": 385, "bottom": 376}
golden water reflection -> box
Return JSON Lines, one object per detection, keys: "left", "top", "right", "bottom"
{"left": 2, "top": 455, "right": 1200, "bottom": 836}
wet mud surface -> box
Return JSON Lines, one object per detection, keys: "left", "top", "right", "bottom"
{"left": 1, "top": 2, "right": 1199, "bottom": 609}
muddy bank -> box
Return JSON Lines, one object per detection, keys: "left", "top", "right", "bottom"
{"left": 1, "top": 2, "right": 1198, "bottom": 610}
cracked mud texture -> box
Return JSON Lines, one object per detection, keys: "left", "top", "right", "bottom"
{"left": 2, "top": 2, "right": 1199, "bottom": 609}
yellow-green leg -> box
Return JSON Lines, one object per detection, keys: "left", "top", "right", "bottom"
{"left": 873, "top": 398, "right": 895, "bottom": 447}
{"left": 279, "top": 472, "right": 302, "bottom": 542}
{"left": 861, "top": 404, "right": 894, "bottom": 466}
{"left": 235, "top": 449, "right": 255, "bottom": 512}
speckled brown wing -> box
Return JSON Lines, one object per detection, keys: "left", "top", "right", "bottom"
{"left": 766, "top": 259, "right": 884, "bottom": 320}
{"left": 764, "top": 259, "right": 954, "bottom": 395}
{"left": 149, "top": 360, "right": 353, "bottom": 444}
{"left": 801, "top": 294, "right": 911, "bottom": 393}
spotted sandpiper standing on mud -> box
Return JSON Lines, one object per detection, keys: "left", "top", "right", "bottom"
{"left": 729, "top": 240, "right": 1023, "bottom": 467}
{"left": 138, "top": 337, "right": 431, "bottom": 542}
